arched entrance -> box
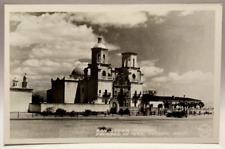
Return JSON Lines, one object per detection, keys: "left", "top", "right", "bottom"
{"left": 109, "top": 99, "right": 119, "bottom": 114}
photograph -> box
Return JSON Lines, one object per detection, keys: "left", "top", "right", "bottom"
{"left": 4, "top": 4, "right": 222, "bottom": 144}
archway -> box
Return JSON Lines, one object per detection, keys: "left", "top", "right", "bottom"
{"left": 109, "top": 99, "right": 119, "bottom": 114}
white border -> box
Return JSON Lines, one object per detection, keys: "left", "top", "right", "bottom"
{"left": 3, "top": 4, "right": 222, "bottom": 145}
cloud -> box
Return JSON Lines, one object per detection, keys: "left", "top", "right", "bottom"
{"left": 151, "top": 76, "right": 167, "bottom": 83}
{"left": 11, "top": 59, "right": 88, "bottom": 90}
{"left": 152, "top": 70, "right": 213, "bottom": 84}
{"left": 69, "top": 12, "right": 148, "bottom": 27}
{"left": 71, "top": 61, "right": 88, "bottom": 75}
{"left": 139, "top": 60, "right": 164, "bottom": 78}
{"left": 145, "top": 70, "right": 214, "bottom": 103}
{"left": 147, "top": 11, "right": 170, "bottom": 16}
{"left": 179, "top": 10, "right": 195, "bottom": 16}
{"left": 9, "top": 12, "right": 119, "bottom": 91}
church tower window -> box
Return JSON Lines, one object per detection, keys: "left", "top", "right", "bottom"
{"left": 132, "top": 74, "right": 136, "bottom": 79}
{"left": 97, "top": 54, "right": 100, "bottom": 62}
{"left": 103, "top": 54, "right": 105, "bottom": 63}
{"left": 102, "top": 71, "right": 106, "bottom": 76}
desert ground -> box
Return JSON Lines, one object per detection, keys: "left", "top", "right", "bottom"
{"left": 10, "top": 114, "right": 213, "bottom": 138}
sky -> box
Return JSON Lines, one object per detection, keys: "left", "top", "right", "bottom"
{"left": 9, "top": 10, "right": 215, "bottom": 106}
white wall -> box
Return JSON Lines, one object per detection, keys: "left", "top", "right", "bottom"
{"left": 130, "top": 84, "right": 143, "bottom": 107}
{"left": 64, "top": 81, "right": 78, "bottom": 103}
{"left": 28, "top": 103, "right": 41, "bottom": 112}
{"left": 40, "top": 103, "right": 110, "bottom": 112}
{"left": 10, "top": 90, "right": 32, "bottom": 112}
{"left": 97, "top": 81, "right": 112, "bottom": 98}
{"left": 150, "top": 101, "right": 164, "bottom": 108}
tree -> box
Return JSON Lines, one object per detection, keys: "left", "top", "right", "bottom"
{"left": 198, "top": 102, "right": 205, "bottom": 109}
{"left": 32, "top": 94, "right": 44, "bottom": 103}
{"left": 191, "top": 102, "right": 197, "bottom": 108}
{"left": 164, "top": 102, "right": 170, "bottom": 109}
{"left": 142, "top": 90, "right": 157, "bottom": 105}
{"left": 158, "top": 104, "right": 163, "bottom": 116}
{"left": 55, "top": 108, "right": 66, "bottom": 117}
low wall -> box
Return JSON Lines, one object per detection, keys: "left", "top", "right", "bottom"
{"left": 29, "top": 103, "right": 41, "bottom": 113}
{"left": 29, "top": 103, "right": 110, "bottom": 113}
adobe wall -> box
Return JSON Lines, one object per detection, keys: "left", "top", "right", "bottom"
{"left": 52, "top": 80, "right": 64, "bottom": 103}
{"left": 39, "top": 103, "right": 110, "bottom": 112}
{"left": 64, "top": 81, "right": 78, "bottom": 103}
{"left": 10, "top": 89, "right": 32, "bottom": 112}
{"left": 28, "top": 103, "right": 41, "bottom": 113}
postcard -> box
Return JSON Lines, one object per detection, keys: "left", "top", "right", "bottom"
{"left": 4, "top": 4, "right": 222, "bottom": 144}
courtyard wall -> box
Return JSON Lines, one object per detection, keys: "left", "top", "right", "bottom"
{"left": 29, "top": 103, "right": 110, "bottom": 113}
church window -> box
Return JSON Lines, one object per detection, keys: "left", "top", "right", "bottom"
{"left": 99, "top": 90, "right": 101, "bottom": 93}
{"left": 102, "top": 71, "right": 106, "bottom": 76}
{"left": 132, "top": 74, "right": 136, "bottom": 79}
{"left": 97, "top": 54, "right": 100, "bottom": 62}
{"left": 133, "top": 59, "right": 135, "bottom": 67}
{"left": 103, "top": 54, "right": 105, "bottom": 63}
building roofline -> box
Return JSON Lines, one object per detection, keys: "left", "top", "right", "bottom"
{"left": 10, "top": 88, "right": 33, "bottom": 92}
{"left": 122, "top": 52, "right": 137, "bottom": 55}
{"left": 145, "top": 95, "right": 201, "bottom": 102}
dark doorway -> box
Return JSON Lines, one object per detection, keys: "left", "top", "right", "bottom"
{"left": 110, "top": 102, "right": 117, "bottom": 114}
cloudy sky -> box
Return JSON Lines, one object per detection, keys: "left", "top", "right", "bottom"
{"left": 10, "top": 10, "right": 215, "bottom": 105}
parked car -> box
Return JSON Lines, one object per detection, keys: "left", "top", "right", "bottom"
{"left": 166, "top": 111, "right": 187, "bottom": 118}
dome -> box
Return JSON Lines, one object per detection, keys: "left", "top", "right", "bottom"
{"left": 93, "top": 35, "right": 107, "bottom": 49}
{"left": 71, "top": 68, "right": 84, "bottom": 79}
{"left": 71, "top": 68, "right": 84, "bottom": 76}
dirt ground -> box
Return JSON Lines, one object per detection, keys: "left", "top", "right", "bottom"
{"left": 10, "top": 115, "right": 214, "bottom": 138}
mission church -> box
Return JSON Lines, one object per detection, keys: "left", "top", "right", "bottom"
{"left": 11, "top": 35, "right": 202, "bottom": 114}
{"left": 46, "top": 35, "right": 144, "bottom": 112}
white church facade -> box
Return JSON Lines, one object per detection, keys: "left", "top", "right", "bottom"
{"left": 46, "top": 35, "right": 144, "bottom": 113}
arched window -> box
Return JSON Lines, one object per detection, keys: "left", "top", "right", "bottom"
{"left": 132, "top": 74, "right": 136, "bottom": 79}
{"left": 102, "top": 71, "right": 106, "bottom": 76}
{"left": 133, "top": 59, "right": 135, "bottom": 67}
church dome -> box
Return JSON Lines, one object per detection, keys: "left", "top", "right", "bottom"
{"left": 93, "top": 35, "right": 107, "bottom": 49}
{"left": 71, "top": 68, "right": 84, "bottom": 76}
{"left": 71, "top": 67, "right": 84, "bottom": 79}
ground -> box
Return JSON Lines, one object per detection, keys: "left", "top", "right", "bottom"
{"left": 10, "top": 114, "right": 214, "bottom": 138}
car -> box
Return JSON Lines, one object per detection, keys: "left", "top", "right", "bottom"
{"left": 166, "top": 111, "right": 187, "bottom": 118}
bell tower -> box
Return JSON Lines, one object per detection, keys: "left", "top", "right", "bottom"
{"left": 90, "top": 35, "right": 111, "bottom": 78}
{"left": 122, "top": 52, "right": 138, "bottom": 68}
{"left": 91, "top": 35, "right": 109, "bottom": 65}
